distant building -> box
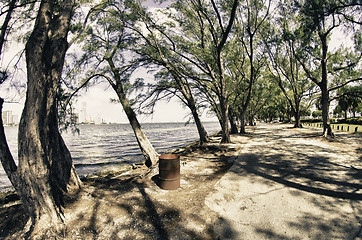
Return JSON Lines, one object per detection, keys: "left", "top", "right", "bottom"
{"left": 2, "top": 110, "right": 18, "bottom": 125}
{"left": 79, "top": 102, "right": 87, "bottom": 123}
{"left": 12, "top": 114, "right": 18, "bottom": 124}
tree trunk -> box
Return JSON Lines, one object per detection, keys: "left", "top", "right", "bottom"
{"left": 107, "top": 58, "right": 159, "bottom": 167}
{"left": 293, "top": 102, "right": 302, "bottom": 128}
{"left": 175, "top": 73, "right": 209, "bottom": 144}
{"left": 17, "top": 0, "right": 81, "bottom": 235}
{"left": 239, "top": 110, "right": 246, "bottom": 134}
{"left": 189, "top": 102, "right": 209, "bottom": 144}
{"left": 115, "top": 87, "right": 159, "bottom": 167}
{"left": 229, "top": 109, "right": 238, "bottom": 134}
{"left": 294, "top": 110, "right": 302, "bottom": 128}
{"left": 219, "top": 94, "right": 230, "bottom": 143}
{"left": 0, "top": 98, "right": 18, "bottom": 188}
{"left": 320, "top": 32, "right": 333, "bottom": 137}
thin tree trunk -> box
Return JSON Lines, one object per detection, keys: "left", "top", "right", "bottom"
{"left": 107, "top": 58, "right": 159, "bottom": 167}
{"left": 320, "top": 32, "right": 333, "bottom": 137}
{"left": 219, "top": 94, "right": 230, "bottom": 143}
{"left": 229, "top": 109, "right": 238, "bottom": 134}
{"left": 0, "top": 98, "right": 18, "bottom": 188}
{"left": 116, "top": 89, "right": 159, "bottom": 167}
{"left": 189, "top": 102, "right": 209, "bottom": 144}
{"left": 239, "top": 110, "right": 246, "bottom": 134}
{"left": 174, "top": 73, "right": 209, "bottom": 144}
{"left": 17, "top": 0, "right": 81, "bottom": 235}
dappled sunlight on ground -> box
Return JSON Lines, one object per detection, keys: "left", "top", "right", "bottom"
{"left": 206, "top": 123, "right": 362, "bottom": 239}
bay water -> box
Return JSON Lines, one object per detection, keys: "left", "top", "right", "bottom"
{"left": 0, "top": 122, "right": 220, "bottom": 192}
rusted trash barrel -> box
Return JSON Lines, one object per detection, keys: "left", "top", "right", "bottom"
{"left": 158, "top": 154, "right": 180, "bottom": 190}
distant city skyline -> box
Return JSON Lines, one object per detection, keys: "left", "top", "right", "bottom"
{"left": 1, "top": 110, "right": 18, "bottom": 125}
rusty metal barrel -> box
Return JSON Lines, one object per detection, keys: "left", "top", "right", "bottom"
{"left": 158, "top": 154, "right": 180, "bottom": 190}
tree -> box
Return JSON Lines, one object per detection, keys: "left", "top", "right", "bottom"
{"left": 245, "top": 76, "right": 278, "bottom": 125}
{"left": 0, "top": 0, "right": 18, "bottom": 190}
{"left": 232, "top": 0, "right": 271, "bottom": 133}
{"left": 336, "top": 85, "right": 362, "bottom": 119}
{"left": 65, "top": 0, "right": 159, "bottom": 167}
{"left": 150, "top": 0, "right": 239, "bottom": 143}
{"left": 264, "top": 2, "right": 313, "bottom": 128}
{"left": 129, "top": 3, "right": 210, "bottom": 144}
{"left": 293, "top": 0, "right": 362, "bottom": 136}
{"left": 15, "top": 0, "right": 81, "bottom": 236}
{"left": 0, "top": 0, "right": 17, "bottom": 56}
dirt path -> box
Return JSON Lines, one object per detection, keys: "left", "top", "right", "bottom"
{"left": 206, "top": 123, "right": 362, "bottom": 239}
{"left": 59, "top": 133, "right": 250, "bottom": 239}
{"left": 1, "top": 123, "right": 361, "bottom": 239}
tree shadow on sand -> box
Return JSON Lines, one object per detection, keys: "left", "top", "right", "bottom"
{"left": 57, "top": 138, "right": 242, "bottom": 240}
{"left": 231, "top": 126, "right": 362, "bottom": 239}
{"left": 60, "top": 177, "right": 236, "bottom": 239}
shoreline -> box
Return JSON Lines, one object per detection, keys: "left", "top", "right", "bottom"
{"left": 0, "top": 130, "right": 221, "bottom": 205}
{"left": 1, "top": 124, "right": 361, "bottom": 239}
{"left": 0, "top": 123, "right": 222, "bottom": 193}
{"left": 1, "top": 129, "right": 243, "bottom": 239}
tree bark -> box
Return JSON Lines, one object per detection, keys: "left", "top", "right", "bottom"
{"left": 0, "top": 98, "right": 18, "bottom": 188}
{"left": 219, "top": 94, "right": 230, "bottom": 143}
{"left": 17, "top": 0, "right": 81, "bottom": 235}
{"left": 172, "top": 71, "right": 209, "bottom": 144}
{"left": 294, "top": 110, "right": 302, "bottom": 128}
{"left": 106, "top": 58, "right": 159, "bottom": 167}
{"left": 319, "top": 32, "right": 333, "bottom": 137}
{"left": 239, "top": 110, "right": 246, "bottom": 134}
{"left": 115, "top": 87, "right": 159, "bottom": 167}
{"left": 188, "top": 99, "right": 209, "bottom": 144}
{"left": 229, "top": 109, "right": 238, "bottom": 134}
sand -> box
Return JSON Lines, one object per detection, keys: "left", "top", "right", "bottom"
{"left": 1, "top": 123, "right": 361, "bottom": 239}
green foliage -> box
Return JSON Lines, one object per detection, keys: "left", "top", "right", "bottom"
{"left": 57, "top": 85, "right": 79, "bottom": 134}
{"left": 335, "top": 85, "right": 362, "bottom": 119}
{"left": 312, "top": 110, "right": 322, "bottom": 118}
{"left": 337, "top": 117, "right": 362, "bottom": 125}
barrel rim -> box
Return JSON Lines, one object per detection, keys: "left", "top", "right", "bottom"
{"left": 159, "top": 154, "right": 179, "bottom": 160}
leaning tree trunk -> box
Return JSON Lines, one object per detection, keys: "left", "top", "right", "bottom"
{"left": 116, "top": 89, "right": 159, "bottom": 167}
{"left": 107, "top": 58, "right": 159, "bottom": 167}
{"left": 180, "top": 81, "right": 209, "bottom": 144}
{"left": 17, "top": 0, "right": 81, "bottom": 235}
{"left": 189, "top": 102, "right": 209, "bottom": 144}
{"left": 169, "top": 68, "right": 209, "bottom": 144}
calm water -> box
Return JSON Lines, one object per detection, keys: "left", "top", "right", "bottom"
{"left": 0, "top": 122, "right": 220, "bottom": 192}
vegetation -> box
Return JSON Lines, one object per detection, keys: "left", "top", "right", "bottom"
{"left": 0, "top": 0, "right": 361, "bottom": 237}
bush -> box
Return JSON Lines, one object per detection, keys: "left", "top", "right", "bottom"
{"left": 337, "top": 117, "right": 362, "bottom": 125}
{"left": 301, "top": 119, "right": 321, "bottom": 123}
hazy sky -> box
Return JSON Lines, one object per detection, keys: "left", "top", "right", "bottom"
{"left": 0, "top": 0, "right": 219, "bottom": 124}
{"left": 0, "top": 0, "right": 354, "bottom": 124}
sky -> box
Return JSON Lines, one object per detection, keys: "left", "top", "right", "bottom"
{"left": 0, "top": 0, "right": 355, "bottom": 124}
{"left": 0, "top": 0, "right": 219, "bottom": 124}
